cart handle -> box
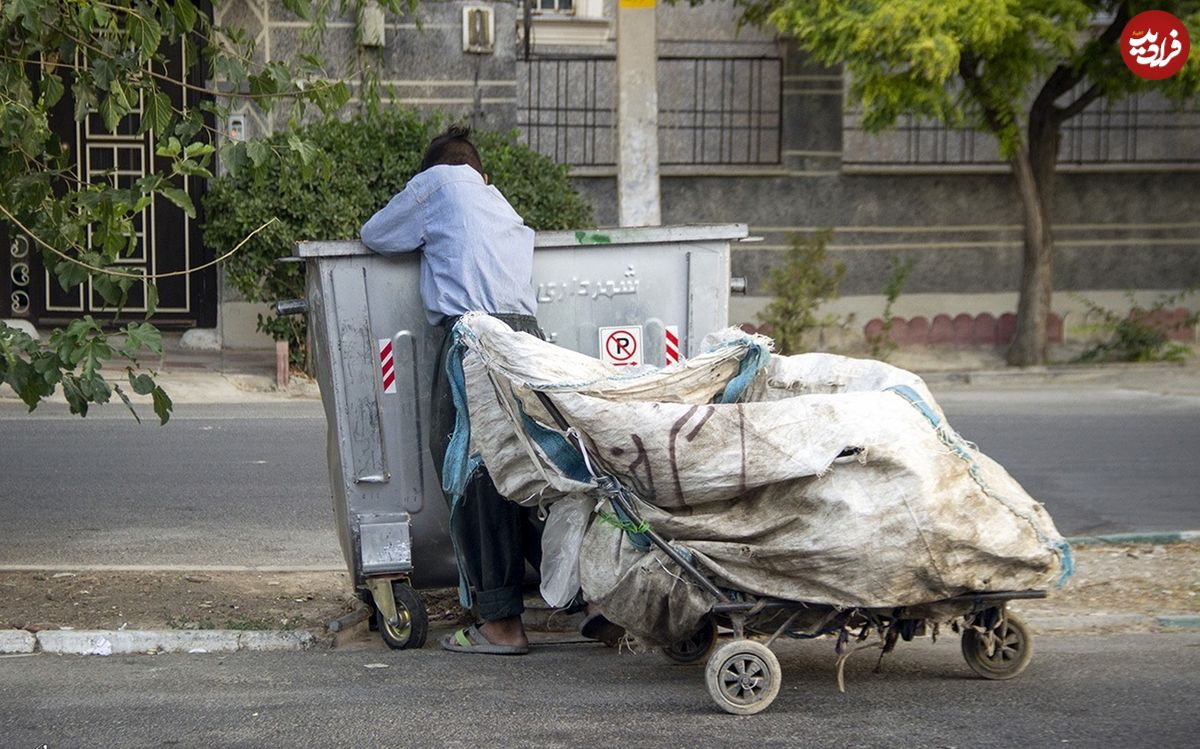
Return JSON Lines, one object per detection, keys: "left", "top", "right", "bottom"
{"left": 531, "top": 390, "right": 732, "bottom": 604}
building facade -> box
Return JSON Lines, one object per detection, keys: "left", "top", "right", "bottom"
{"left": 5, "top": 0, "right": 1197, "bottom": 347}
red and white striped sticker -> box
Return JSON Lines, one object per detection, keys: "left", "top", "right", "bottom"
{"left": 379, "top": 339, "right": 396, "bottom": 394}
{"left": 665, "top": 325, "right": 681, "bottom": 365}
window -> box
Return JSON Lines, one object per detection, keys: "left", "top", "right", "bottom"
{"left": 533, "top": 0, "right": 575, "bottom": 14}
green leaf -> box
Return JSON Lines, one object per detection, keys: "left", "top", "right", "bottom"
{"left": 219, "top": 141, "right": 248, "bottom": 178}
{"left": 174, "top": 161, "right": 212, "bottom": 178}
{"left": 151, "top": 385, "right": 173, "bottom": 425}
{"left": 61, "top": 376, "right": 90, "bottom": 417}
{"left": 282, "top": 0, "right": 311, "bottom": 21}
{"left": 246, "top": 140, "right": 270, "bottom": 167}
{"left": 128, "top": 9, "right": 163, "bottom": 62}
{"left": 184, "top": 142, "right": 216, "bottom": 158}
{"left": 128, "top": 370, "right": 157, "bottom": 396}
{"left": 122, "top": 321, "right": 163, "bottom": 358}
{"left": 248, "top": 72, "right": 278, "bottom": 99}
{"left": 113, "top": 383, "right": 142, "bottom": 423}
{"left": 145, "top": 282, "right": 159, "bottom": 318}
{"left": 9, "top": 0, "right": 43, "bottom": 33}
{"left": 156, "top": 137, "right": 183, "bottom": 158}
{"left": 40, "top": 72, "right": 65, "bottom": 107}
{"left": 287, "top": 133, "right": 319, "bottom": 165}
{"left": 91, "top": 273, "right": 125, "bottom": 306}
{"left": 143, "top": 88, "right": 172, "bottom": 134}
{"left": 54, "top": 258, "right": 90, "bottom": 292}
{"left": 99, "top": 94, "right": 122, "bottom": 133}
{"left": 175, "top": 0, "right": 198, "bottom": 32}
{"left": 110, "top": 80, "right": 132, "bottom": 111}
{"left": 160, "top": 186, "right": 196, "bottom": 218}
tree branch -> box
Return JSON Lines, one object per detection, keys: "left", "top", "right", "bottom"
{"left": 1056, "top": 82, "right": 1103, "bottom": 122}
{"left": 1032, "top": 3, "right": 1130, "bottom": 114}
{"left": 958, "top": 54, "right": 1006, "bottom": 135}
{"left": 1033, "top": 65, "right": 1081, "bottom": 114}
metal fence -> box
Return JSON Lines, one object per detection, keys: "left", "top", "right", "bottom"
{"left": 843, "top": 90, "right": 1200, "bottom": 166}
{"left": 516, "top": 56, "right": 782, "bottom": 167}
{"left": 517, "top": 57, "right": 615, "bottom": 167}
{"left": 658, "top": 57, "right": 782, "bottom": 166}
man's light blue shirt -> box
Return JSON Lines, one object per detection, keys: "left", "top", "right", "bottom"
{"left": 360, "top": 164, "right": 537, "bottom": 325}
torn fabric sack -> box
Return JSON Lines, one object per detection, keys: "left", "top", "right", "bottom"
{"left": 445, "top": 314, "right": 1070, "bottom": 644}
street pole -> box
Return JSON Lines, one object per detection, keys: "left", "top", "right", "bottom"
{"left": 616, "top": 0, "right": 661, "bottom": 227}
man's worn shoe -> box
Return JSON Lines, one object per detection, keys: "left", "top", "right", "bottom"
{"left": 440, "top": 624, "right": 530, "bottom": 655}
{"left": 580, "top": 613, "right": 626, "bottom": 647}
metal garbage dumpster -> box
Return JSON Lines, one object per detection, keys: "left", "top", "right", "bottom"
{"left": 294, "top": 224, "right": 748, "bottom": 648}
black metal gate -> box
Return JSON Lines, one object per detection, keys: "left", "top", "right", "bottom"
{"left": 2, "top": 41, "right": 215, "bottom": 330}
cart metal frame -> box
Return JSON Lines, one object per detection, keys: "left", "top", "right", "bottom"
{"left": 532, "top": 389, "right": 1045, "bottom": 715}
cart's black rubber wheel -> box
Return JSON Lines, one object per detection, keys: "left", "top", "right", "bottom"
{"left": 376, "top": 582, "right": 428, "bottom": 650}
{"left": 663, "top": 616, "right": 718, "bottom": 665}
{"left": 705, "top": 640, "right": 782, "bottom": 715}
{"left": 961, "top": 611, "right": 1032, "bottom": 680}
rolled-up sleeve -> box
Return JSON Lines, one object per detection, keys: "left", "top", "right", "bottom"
{"left": 361, "top": 188, "right": 424, "bottom": 254}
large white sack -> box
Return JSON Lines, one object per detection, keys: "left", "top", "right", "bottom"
{"left": 450, "top": 314, "right": 1069, "bottom": 643}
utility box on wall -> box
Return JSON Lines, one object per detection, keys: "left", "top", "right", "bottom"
{"left": 462, "top": 6, "right": 495, "bottom": 53}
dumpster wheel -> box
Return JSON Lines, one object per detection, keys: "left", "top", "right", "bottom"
{"left": 373, "top": 581, "right": 428, "bottom": 650}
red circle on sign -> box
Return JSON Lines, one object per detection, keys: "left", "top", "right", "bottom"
{"left": 1121, "top": 10, "right": 1190, "bottom": 81}
{"left": 604, "top": 330, "right": 637, "bottom": 361}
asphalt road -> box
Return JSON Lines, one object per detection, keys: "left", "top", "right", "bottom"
{"left": 1, "top": 386, "right": 1198, "bottom": 568}
{"left": 2, "top": 631, "right": 1198, "bottom": 747}
{"left": 937, "top": 387, "right": 1200, "bottom": 536}
{"left": 0, "top": 401, "right": 341, "bottom": 568}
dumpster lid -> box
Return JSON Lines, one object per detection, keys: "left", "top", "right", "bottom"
{"left": 294, "top": 223, "right": 749, "bottom": 258}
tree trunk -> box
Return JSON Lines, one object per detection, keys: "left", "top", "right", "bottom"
{"left": 1006, "top": 116, "right": 1059, "bottom": 367}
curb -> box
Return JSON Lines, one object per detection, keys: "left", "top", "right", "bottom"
{"left": 1065, "top": 530, "right": 1200, "bottom": 547}
{"left": 1018, "top": 612, "right": 1200, "bottom": 633}
{"left": 0, "top": 629, "right": 36, "bottom": 654}
{"left": 917, "top": 361, "right": 1200, "bottom": 389}
{"left": 1156, "top": 615, "right": 1200, "bottom": 630}
{"left": 1, "top": 628, "right": 321, "bottom": 656}
{"left": 1018, "top": 612, "right": 1156, "bottom": 633}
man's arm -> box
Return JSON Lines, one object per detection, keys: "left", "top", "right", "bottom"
{"left": 360, "top": 187, "right": 424, "bottom": 254}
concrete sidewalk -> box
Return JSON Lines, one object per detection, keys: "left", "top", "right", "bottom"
{"left": 4, "top": 333, "right": 1197, "bottom": 406}
{"left": 0, "top": 333, "right": 321, "bottom": 406}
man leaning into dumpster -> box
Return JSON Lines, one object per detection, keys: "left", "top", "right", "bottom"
{"left": 360, "top": 125, "right": 621, "bottom": 654}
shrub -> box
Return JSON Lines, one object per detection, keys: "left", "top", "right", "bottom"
{"left": 755, "top": 231, "right": 845, "bottom": 355}
{"left": 867, "top": 255, "right": 916, "bottom": 360}
{"left": 202, "top": 110, "right": 594, "bottom": 367}
{"left": 1072, "top": 290, "right": 1197, "bottom": 364}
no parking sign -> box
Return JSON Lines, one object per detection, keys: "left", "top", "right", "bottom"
{"left": 599, "top": 326, "right": 642, "bottom": 367}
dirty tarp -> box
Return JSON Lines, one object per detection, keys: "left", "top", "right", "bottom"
{"left": 449, "top": 314, "right": 1070, "bottom": 644}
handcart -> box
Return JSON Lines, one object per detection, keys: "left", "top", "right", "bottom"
{"left": 531, "top": 389, "right": 1045, "bottom": 716}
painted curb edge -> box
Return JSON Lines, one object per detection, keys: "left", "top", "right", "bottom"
{"left": 1, "top": 628, "right": 324, "bottom": 656}
{"left": 1065, "top": 530, "right": 1200, "bottom": 546}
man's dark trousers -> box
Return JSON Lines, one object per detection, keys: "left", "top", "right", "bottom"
{"left": 429, "top": 314, "right": 544, "bottom": 622}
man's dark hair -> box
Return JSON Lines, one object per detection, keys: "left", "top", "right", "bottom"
{"left": 419, "top": 124, "right": 484, "bottom": 175}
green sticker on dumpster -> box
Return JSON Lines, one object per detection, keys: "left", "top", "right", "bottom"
{"left": 574, "top": 231, "right": 612, "bottom": 245}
